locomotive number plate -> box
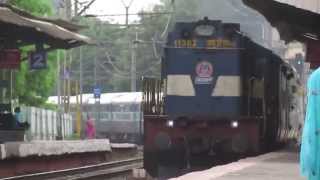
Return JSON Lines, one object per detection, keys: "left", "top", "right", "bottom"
{"left": 174, "top": 39, "right": 235, "bottom": 48}
{"left": 175, "top": 39, "right": 197, "bottom": 48}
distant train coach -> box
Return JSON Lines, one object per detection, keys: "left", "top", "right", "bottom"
{"left": 52, "top": 92, "right": 143, "bottom": 144}
{"left": 142, "top": 17, "right": 302, "bottom": 177}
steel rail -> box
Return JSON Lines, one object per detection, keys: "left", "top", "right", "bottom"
{"left": 1, "top": 157, "right": 143, "bottom": 180}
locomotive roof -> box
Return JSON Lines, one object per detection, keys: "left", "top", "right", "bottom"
{"left": 47, "top": 92, "right": 142, "bottom": 105}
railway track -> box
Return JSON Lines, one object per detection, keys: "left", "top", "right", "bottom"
{"left": 1, "top": 157, "right": 143, "bottom": 180}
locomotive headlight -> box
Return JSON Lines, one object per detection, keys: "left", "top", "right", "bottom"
{"left": 231, "top": 121, "right": 239, "bottom": 128}
{"left": 195, "top": 25, "right": 215, "bottom": 36}
{"left": 167, "top": 120, "right": 174, "bottom": 127}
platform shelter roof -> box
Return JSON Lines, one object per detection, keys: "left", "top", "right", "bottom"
{"left": 0, "top": 4, "right": 94, "bottom": 50}
{"left": 242, "top": 0, "right": 320, "bottom": 68}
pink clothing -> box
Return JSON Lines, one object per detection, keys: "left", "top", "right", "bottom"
{"left": 85, "top": 118, "right": 96, "bottom": 139}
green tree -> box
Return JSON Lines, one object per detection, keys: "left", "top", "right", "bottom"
{"left": 68, "top": 0, "right": 199, "bottom": 93}
{"left": 8, "top": 0, "right": 53, "bottom": 16}
{"left": 8, "top": 0, "right": 58, "bottom": 107}
{"left": 133, "top": 0, "right": 199, "bottom": 90}
{"left": 71, "top": 17, "right": 130, "bottom": 93}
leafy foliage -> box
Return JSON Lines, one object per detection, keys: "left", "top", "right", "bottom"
{"left": 8, "top": 0, "right": 53, "bottom": 16}
{"left": 15, "top": 52, "right": 57, "bottom": 106}
{"left": 8, "top": 0, "right": 58, "bottom": 107}
{"left": 71, "top": 18, "right": 131, "bottom": 92}
{"left": 9, "top": 0, "right": 264, "bottom": 98}
{"left": 8, "top": 0, "right": 265, "bottom": 100}
{"left": 71, "top": 0, "right": 199, "bottom": 93}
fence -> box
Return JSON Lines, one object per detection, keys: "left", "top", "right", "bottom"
{"left": 20, "top": 107, "right": 73, "bottom": 141}
{"left": 142, "top": 78, "right": 164, "bottom": 115}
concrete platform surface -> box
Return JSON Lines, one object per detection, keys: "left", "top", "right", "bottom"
{"left": 172, "top": 151, "right": 307, "bottom": 180}
{"left": 111, "top": 143, "right": 137, "bottom": 149}
{"left": 0, "top": 139, "right": 111, "bottom": 159}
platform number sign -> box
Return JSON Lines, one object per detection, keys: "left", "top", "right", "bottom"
{"left": 93, "top": 87, "right": 101, "bottom": 99}
{"left": 29, "top": 51, "right": 47, "bottom": 69}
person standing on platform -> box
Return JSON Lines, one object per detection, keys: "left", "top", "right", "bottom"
{"left": 85, "top": 114, "right": 96, "bottom": 139}
{"left": 300, "top": 68, "right": 320, "bottom": 180}
{"left": 13, "top": 107, "right": 22, "bottom": 128}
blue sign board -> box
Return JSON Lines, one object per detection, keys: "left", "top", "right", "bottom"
{"left": 93, "top": 87, "right": 101, "bottom": 99}
{"left": 62, "top": 67, "right": 71, "bottom": 80}
{"left": 29, "top": 51, "right": 47, "bottom": 69}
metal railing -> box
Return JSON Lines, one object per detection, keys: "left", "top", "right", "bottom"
{"left": 142, "top": 77, "right": 164, "bottom": 115}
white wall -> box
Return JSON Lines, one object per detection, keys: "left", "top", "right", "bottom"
{"left": 21, "top": 107, "right": 73, "bottom": 141}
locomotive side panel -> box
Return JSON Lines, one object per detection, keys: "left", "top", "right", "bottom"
{"left": 243, "top": 39, "right": 293, "bottom": 148}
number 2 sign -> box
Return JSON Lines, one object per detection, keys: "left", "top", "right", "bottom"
{"left": 29, "top": 51, "right": 47, "bottom": 70}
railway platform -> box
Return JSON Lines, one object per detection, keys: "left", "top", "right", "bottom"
{"left": 172, "top": 150, "right": 306, "bottom": 180}
{"left": 0, "top": 139, "right": 139, "bottom": 178}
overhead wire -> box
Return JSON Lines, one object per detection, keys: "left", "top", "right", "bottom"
{"left": 88, "top": 0, "right": 173, "bottom": 80}
{"left": 98, "top": 61, "right": 132, "bottom": 78}
{"left": 85, "top": 12, "right": 173, "bottom": 17}
{"left": 133, "top": 0, "right": 175, "bottom": 75}
{"left": 160, "top": 0, "right": 175, "bottom": 39}
{"left": 104, "top": 51, "right": 131, "bottom": 76}
{"left": 151, "top": 0, "right": 175, "bottom": 60}
{"left": 104, "top": 48, "right": 161, "bottom": 77}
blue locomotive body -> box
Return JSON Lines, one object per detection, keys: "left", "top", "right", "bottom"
{"left": 143, "top": 18, "right": 299, "bottom": 178}
{"left": 164, "top": 20, "right": 242, "bottom": 118}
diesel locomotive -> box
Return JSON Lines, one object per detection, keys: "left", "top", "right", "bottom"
{"left": 142, "top": 17, "right": 301, "bottom": 177}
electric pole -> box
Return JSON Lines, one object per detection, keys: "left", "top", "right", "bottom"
{"left": 125, "top": 6, "right": 129, "bottom": 27}
{"left": 58, "top": 0, "right": 72, "bottom": 139}
{"left": 79, "top": 46, "right": 83, "bottom": 138}
{"left": 131, "top": 32, "right": 137, "bottom": 92}
{"left": 94, "top": 54, "right": 97, "bottom": 87}
{"left": 66, "top": 0, "right": 72, "bottom": 114}
{"left": 121, "top": 0, "right": 134, "bottom": 27}
{"left": 74, "top": 0, "right": 80, "bottom": 103}
{"left": 66, "top": 0, "right": 72, "bottom": 20}
{"left": 94, "top": 49, "right": 100, "bottom": 123}
{"left": 121, "top": 0, "right": 136, "bottom": 92}
{"left": 56, "top": 0, "right": 72, "bottom": 139}
{"left": 73, "top": 0, "right": 83, "bottom": 138}
{"left": 56, "top": 50, "right": 61, "bottom": 139}
{"left": 74, "top": 0, "right": 78, "bottom": 17}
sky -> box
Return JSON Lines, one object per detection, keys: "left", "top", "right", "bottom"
{"left": 85, "top": 0, "right": 161, "bottom": 23}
